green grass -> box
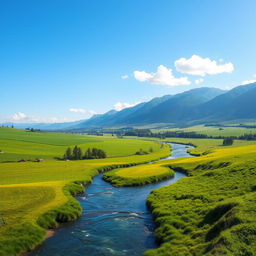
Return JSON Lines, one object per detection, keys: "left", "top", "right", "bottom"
{"left": 0, "top": 127, "right": 162, "bottom": 161}
{"left": 103, "top": 145, "right": 174, "bottom": 186}
{"left": 0, "top": 128, "right": 170, "bottom": 256}
{"left": 161, "top": 137, "right": 256, "bottom": 156}
{"left": 144, "top": 142, "right": 256, "bottom": 256}
{"left": 152, "top": 124, "right": 256, "bottom": 137}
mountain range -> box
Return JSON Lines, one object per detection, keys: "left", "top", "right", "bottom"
{"left": 5, "top": 82, "right": 256, "bottom": 130}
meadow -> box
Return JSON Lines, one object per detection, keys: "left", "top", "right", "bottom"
{"left": 103, "top": 162, "right": 174, "bottom": 186}
{"left": 0, "top": 128, "right": 170, "bottom": 256}
{"left": 0, "top": 127, "right": 162, "bottom": 161}
{"left": 153, "top": 124, "right": 256, "bottom": 137}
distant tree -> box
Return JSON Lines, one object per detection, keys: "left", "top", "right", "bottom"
{"left": 77, "top": 147, "right": 83, "bottom": 160}
{"left": 149, "top": 147, "right": 154, "bottom": 153}
{"left": 64, "top": 147, "right": 72, "bottom": 159}
{"left": 84, "top": 147, "right": 106, "bottom": 159}
{"left": 73, "top": 145, "right": 79, "bottom": 160}
{"left": 223, "top": 137, "right": 234, "bottom": 146}
{"left": 84, "top": 148, "right": 92, "bottom": 159}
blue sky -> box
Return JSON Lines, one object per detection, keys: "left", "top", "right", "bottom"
{"left": 1, "top": 0, "right": 256, "bottom": 123}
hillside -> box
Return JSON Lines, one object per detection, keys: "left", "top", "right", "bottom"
{"left": 5, "top": 82, "right": 256, "bottom": 130}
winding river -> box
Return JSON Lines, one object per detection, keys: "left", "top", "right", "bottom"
{"left": 30, "top": 143, "right": 194, "bottom": 256}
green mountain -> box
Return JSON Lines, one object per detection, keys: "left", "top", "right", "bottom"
{"left": 77, "top": 87, "right": 225, "bottom": 127}
{"left": 7, "top": 83, "right": 256, "bottom": 130}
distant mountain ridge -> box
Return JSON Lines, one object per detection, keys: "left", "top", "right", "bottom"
{"left": 4, "top": 82, "right": 256, "bottom": 130}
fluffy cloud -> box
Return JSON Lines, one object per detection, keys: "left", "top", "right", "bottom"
{"left": 69, "top": 108, "right": 97, "bottom": 115}
{"left": 240, "top": 79, "right": 256, "bottom": 85}
{"left": 11, "top": 112, "right": 27, "bottom": 121}
{"left": 134, "top": 65, "right": 190, "bottom": 86}
{"left": 6, "top": 113, "right": 73, "bottom": 123}
{"left": 121, "top": 75, "right": 129, "bottom": 79}
{"left": 114, "top": 102, "right": 141, "bottom": 111}
{"left": 175, "top": 55, "right": 234, "bottom": 76}
{"left": 195, "top": 78, "right": 204, "bottom": 85}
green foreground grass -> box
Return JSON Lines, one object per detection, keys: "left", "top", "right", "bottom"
{"left": 0, "top": 128, "right": 170, "bottom": 256}
{"left": 143, "top": 140, "right": 256, "bottom": 256}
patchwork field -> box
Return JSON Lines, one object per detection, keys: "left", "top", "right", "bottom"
{"left": 0, "top": 128, "right": 170, "bottom": 256}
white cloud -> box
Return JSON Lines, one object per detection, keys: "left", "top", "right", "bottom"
{"left": 69, "top": 108, "right": 97, "bottom": 115}
{"left": 121, "top": 75, "right": 129, "bottom": 79}
{"left": 253, "top": 74, "right": 256, "bottom": 78}
{"left": 195, "top": 78, "right": 204, "bottom": 85}
{"left": 134, "top": 65, "right": 190, "bottom": 86}
{"left": 175, "top": 55, "right": 234, "bottom": 76}
{"left": 6, "top": 113, "right": 74, "bottom": 124}
{"left": 114, "top": 102, "right": 141, "bottom": 111}
{"left": 11, "top": 112, "right": 27, "bottom": 121}
{"left": 240, "top": 79, "right": 256, "bottom": 85}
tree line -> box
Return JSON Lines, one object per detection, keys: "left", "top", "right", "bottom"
{"left": 63, "top": 146, "right": 107, "bottom": 160}
{"left": 123, "top": 129, "right": 256, "bottom": 141}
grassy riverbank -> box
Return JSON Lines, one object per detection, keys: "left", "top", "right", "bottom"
{"left": 144, "top": 139, "right": 256, "bottom": 256}
{"left": 103, "top": 162, "right": 174, "bottom": 186}
{"left": 0, "top": 128, "right": 170, "bottom": 256}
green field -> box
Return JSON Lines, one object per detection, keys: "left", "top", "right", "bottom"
{"left": 0, "top": 128, "right": 162, "bottom": 161}
{"left": 153, "top": 124, "right": 256, "bottom": 137}
{"left": 0, "top": 127, "right": 170, "bottom": 256}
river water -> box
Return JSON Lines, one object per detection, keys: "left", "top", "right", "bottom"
{"left": 30, "top": 143, "right": 194, "bottom": 256}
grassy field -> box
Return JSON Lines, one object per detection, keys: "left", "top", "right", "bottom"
{"left": 162, "top": 137, "right": 256, "bottom": 156}
{"left": 142, "top": 139, "right": 256, "bottom": 256}
{"left": 153, "top": 124, "right": 256, "bottom": 137}
{"left": 0, "top": 127, "right": 162, "bottom": 161}
{"left": 103, "top": 161, "right": 174, "bottom": 186}
{"left": 0, "top": 128, "right": 170, "bottom": 256}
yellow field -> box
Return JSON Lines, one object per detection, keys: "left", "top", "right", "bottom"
{"left": 116, "top": 164, "right": 170, "bottom": 178}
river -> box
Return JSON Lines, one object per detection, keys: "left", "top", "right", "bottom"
{"left": 30, "top": 143, "right": 194, "bottom": 256}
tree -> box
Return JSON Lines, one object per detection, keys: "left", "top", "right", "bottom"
{"left": 64, "top": 147, "right": 72, "bottom": 159}
{"left": 77, "top": 147, "right": 83, "bottom": 160}
{"left": 84, "top": 148, "right": 92, "bottom": 159}
{"left": 73, "top": 145, "right": 79, "bottom": 160}
{"left": 92, "top": 148, "right": 99, "bottom": 159}
{"left": 223, "top": 137, "right": 234, "bottom": 146}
